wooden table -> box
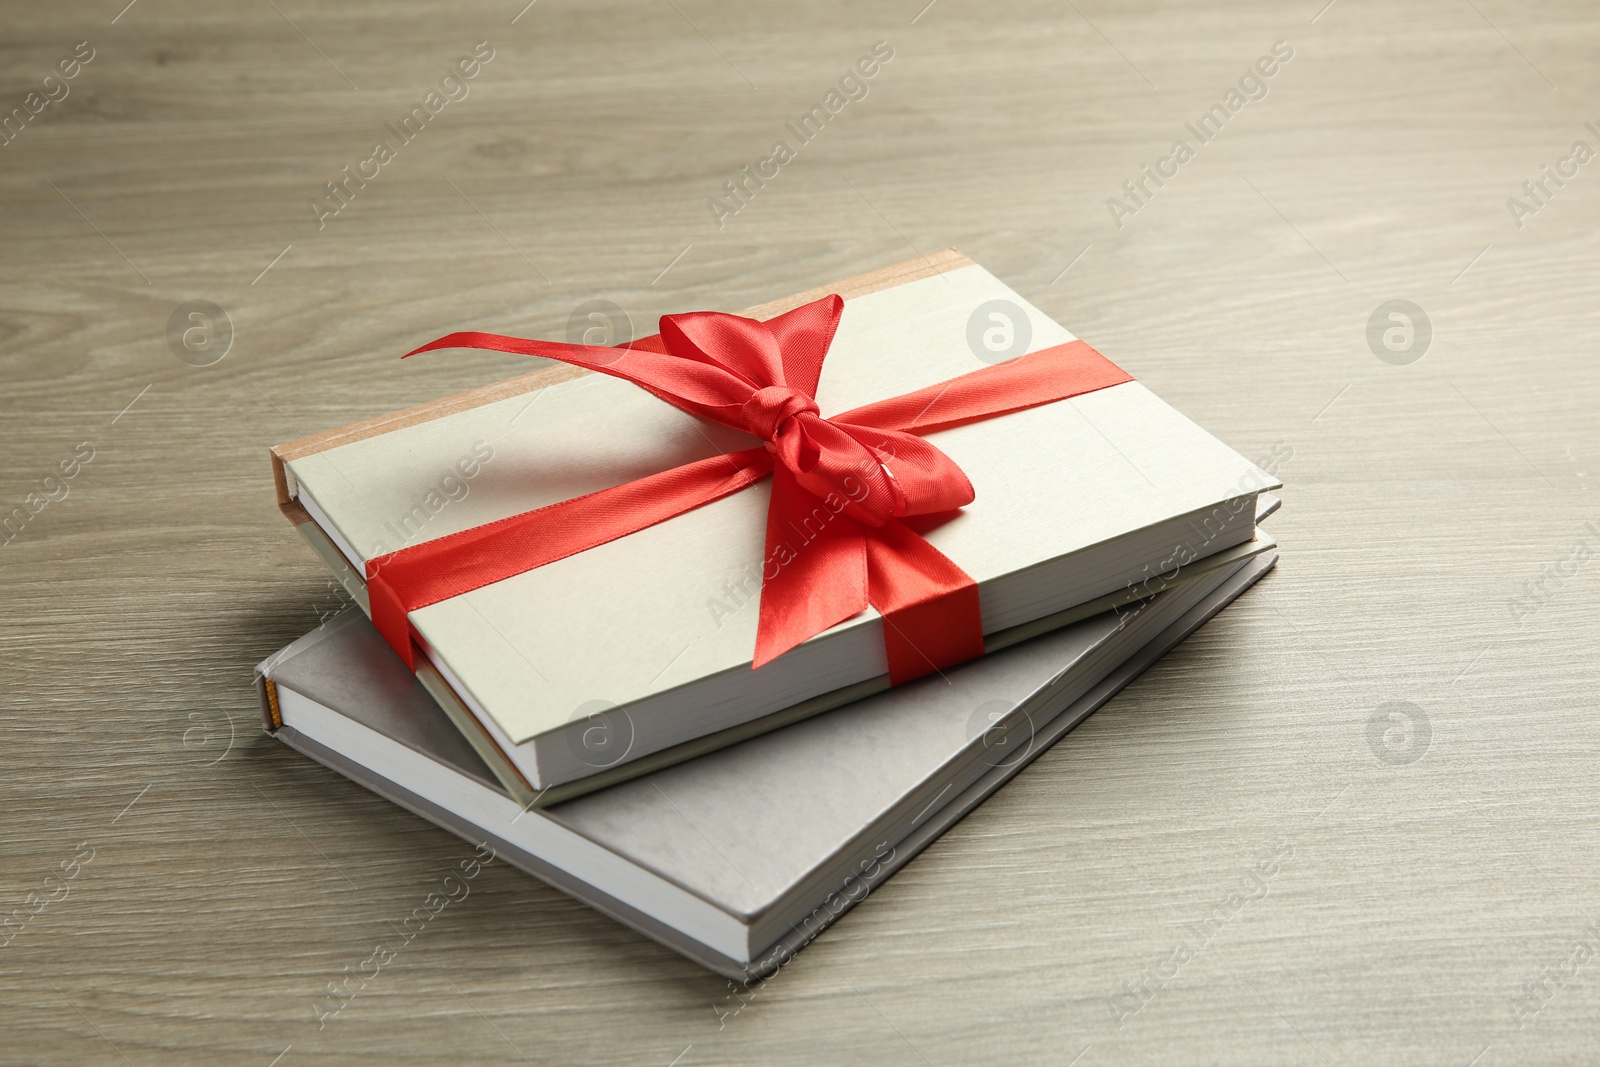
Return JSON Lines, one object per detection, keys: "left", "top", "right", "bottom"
{"left": 4, "top": 0, "right": 1597, "bottom": 1062}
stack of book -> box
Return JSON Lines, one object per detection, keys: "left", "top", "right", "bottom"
{"left": 257, "top": 251, "right": 1280, "bottom": 981}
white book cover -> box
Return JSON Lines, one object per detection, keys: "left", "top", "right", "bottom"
{"left": 272, "top": 251, "right": 1278, "bottom": 793}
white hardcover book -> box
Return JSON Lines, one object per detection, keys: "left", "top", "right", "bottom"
{"left": 272, "top": 251, "right": 1279, "bottom": 798}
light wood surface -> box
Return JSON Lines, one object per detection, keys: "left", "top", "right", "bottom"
{"left": 4, "top": 1, "right": 1598, "bottom": 1064}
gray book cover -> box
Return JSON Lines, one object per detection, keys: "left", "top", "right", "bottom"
{"left": 258, "top": 549, "right": 1275, "bottom": 980}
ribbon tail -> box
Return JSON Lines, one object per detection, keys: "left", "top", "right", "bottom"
{"left": 367, "top": 568, "right": 418, "bottom": 669}
{"left": 865, "top": 521, "right": 985, "bottom": 685}
{"left": 835, "top": 340, "right": 1133, "bottom": 435}
{"left": 752, "top": 465, "right": 870, "bottom": 669}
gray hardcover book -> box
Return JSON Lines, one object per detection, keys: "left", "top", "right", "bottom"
{"left": 258, "top": 548, "right": 1275, "bottom": 981}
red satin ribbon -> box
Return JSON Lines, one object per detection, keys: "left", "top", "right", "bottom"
{"left": 364, "top": 295, "right": 1132, "bottom": 684}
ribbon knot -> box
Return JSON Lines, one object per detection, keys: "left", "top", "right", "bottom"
{"left": 742, "top": 385, "right": 817, "bottom": 443}
{"left": 376, "top": 292, "right": 1134, "bottom": 686}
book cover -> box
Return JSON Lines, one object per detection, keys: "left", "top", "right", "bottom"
{"left": 272, "top": 251, "right": 1279, "bottom": 792}
{"left": 259, "top": 549, "right": 1277, "bottom": 979}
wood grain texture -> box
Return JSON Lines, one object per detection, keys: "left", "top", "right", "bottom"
{"left": 2, "top": 0, "right": 1597, "bottom": 1064}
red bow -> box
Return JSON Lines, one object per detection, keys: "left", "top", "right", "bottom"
{"left": 365, "top": 295, "right": 1132, "bottom": 685}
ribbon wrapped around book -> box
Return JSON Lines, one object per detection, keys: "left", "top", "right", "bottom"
{"left": 367, "top": 294, "right": 1132, "bottom": 684}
